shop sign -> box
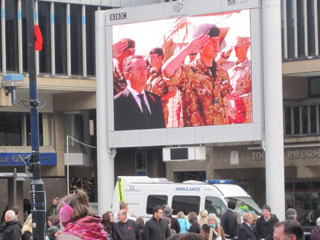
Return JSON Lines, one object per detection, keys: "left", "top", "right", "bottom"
{"left": 0, "top": 153, "right": 57, "bottom": 166}
{"left": 251, "top": 148, "right": 320, "bottom": 161}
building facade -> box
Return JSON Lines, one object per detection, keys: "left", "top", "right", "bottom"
{"left": 0, "top": 0, "right": 319, "bottom": 226}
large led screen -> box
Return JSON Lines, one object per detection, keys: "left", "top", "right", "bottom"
{"left": 112, "top": 10, "right": 252, "bottom": 131}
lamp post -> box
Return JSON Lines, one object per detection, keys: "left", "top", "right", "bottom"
{"left": 26, "top": 0, "right": 46, "bottom": 239}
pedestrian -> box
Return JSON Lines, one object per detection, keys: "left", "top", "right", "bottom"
{"left": 221, "top": 200, "right": 239, "bottom": 238}
{"left": 237, "top": 212, "right": 256, "bottom": 240}
{"left": 22, "top": 213, "right": 32, "bottom": 235}
{"left": 201, "top": 213, "right": 225, "bottom": 240}
{"left": 188, "top": 212, "right": 200, "bottom": 234}
{"left": 22, "top": 231, "right": 33, "bottom": 240}
{"left": 3, "top": 210, "right": 22, "bottom": 240}
{"left": 177, "top": 211, "right": 189, "bottom": 234}
{"left": 164, "top": 206, "right": 180, "bottom": 233}
{"left": 136, "top": 217, "right": 145, "bottom": 236}
{"left": 47, "top": 215, "right": 60, "bottom": 240}
{"left": 47, "top": 197, "right": 59, "bottom": 218}
{"left": 120, "top": 201, "right": 136, "bottom": 220}
{"left": 163, "top": 216, "right": 177, "bottom": 236}
{"left": 102, "top": 211, "right": 115, "bottom": 240}
{"left": 142, "top": 205, "right": 171, "bottom": 240}
{"left": 168, "top": 233, "right": 206, "bottom": 240}
{"left": 285, "top": 208, "right": 298, "bottom": 221}
{"left": 113, "top": 210, "right": 141, "bottom": 240}
{"left": 199, "top": 210, "right": 208, "bottom": 229}
{"left": 311, "top": 217, "right": 320, "bottom": 240}
{"left": 255, "top": 205, "right": 279, "bottom": 240}
{"left": 56, "top": 189, "right": 108, "bottom": 240}
{"left": 273, "top": 220, "right": 303, "bottom": 240}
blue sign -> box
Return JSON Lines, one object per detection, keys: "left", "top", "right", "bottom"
{"left": 0, "top": 153, "right": 57, "bottom": 166}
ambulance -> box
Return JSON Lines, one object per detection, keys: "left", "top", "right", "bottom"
{"left": 112, "top": 176, "right": 261, "bottom": 221}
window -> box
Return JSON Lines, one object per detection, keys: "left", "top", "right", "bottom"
{"left": 55, "top": 3, "right": 67, "bottom": 75}
{"left": 0, "top": 112, "right": 22, "bottom": 146}
{"left": 135, "top": 151, "right": 147, "bottom": 176}
{"left": 64, "top": 114, "right": 85, "bottom": 153}
{"left": 21, "top": 0, "right": 28, "bottom": 72}
{"left": 86, "top": 6, "right": 96, "bottom": 76}
{"left": 297, "top": 0, "right": 305, "bottom": 57}
{"left": 172, "top": 196, "right": 200, "bottom": 215}
{"left": 70, "top": 4, "right": 82, "bottom": 75}
{"left": 26, "top": 113, "right": 53, "bottom": 146}
{"left": 284, "top": 103, "right": 320, "bottom": 136}
{"left": 286, "top": 0, "right": 295, "bottom": 59}
{"left": 146, "top": 195, "right": 168, "bottom": 214}
{"left": 205, "top": 196, "right": 227, "bottom": 218}
{"left": 6, "top": 0, "right": 18, "bottom": 72}
{"left": 307, "top": 0, "right": 316, "bottom": 56}
{"left": 309, "top": 77, "right": 320, "bottom": 97}
{"left": 38, "top": 2, "right": 51, "bottom": 74}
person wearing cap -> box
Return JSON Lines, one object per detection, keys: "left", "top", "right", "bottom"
{"left": 114, "top": 55, "right": 165, "bottom": 131}
{"left": 146, "top": 47, "right": 177, "bottom": 126}
{"left": 163, "top": 23, "right": 232, "bottom": 127}
{"left": 255, "top": 205, "right": 279, "bottom": 240}
{"left": 285, "top": 208, "right": 297, "bottom": 221}
{"left": 113, "top": 38, "right": 136, "bottom": 95}
{"left": 163, "top": 207, "right": 180, "bottom": 234}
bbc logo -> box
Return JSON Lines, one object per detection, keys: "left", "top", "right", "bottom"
{"left": 110, "top": 12, "right": 127, "bottom": 21}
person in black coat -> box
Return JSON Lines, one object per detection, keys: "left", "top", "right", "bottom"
{"left": 163, "top": 207, "right": 180, "bottom": 234}
{"left": 142, "top": 205, "right": 171, "bottom": 240}
{"left": 238, "top": 212, "right": 256, "bottom": 240}
{"left": 255, "top": 205, "right": 279, "bottom": 240}
{"left": 113, "top": 210, "right": 141, "bottom": 240}
{"left": 114, "top": 55, "right": 165, "bottom": 131}
{"left": 221, "top": 200, "right": 239, "bottom": 238}
{"left": 188, "top": 212, "right": 200, "bottom": 234}
{"left": 3, "top": 210, "right": 22, "bottom": 240}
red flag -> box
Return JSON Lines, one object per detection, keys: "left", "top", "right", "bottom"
{"left": 34, "top": 24, "right": 43, "bottom": 51}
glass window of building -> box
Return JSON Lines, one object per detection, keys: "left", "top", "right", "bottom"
{"left": 55, "top": 3, "right": 67, "bottom": 75}
{"left": 38, "top": 2, "right": 51, "bottom": 74}
{"left": 0, "top": 112, "right": 22, "bottom": 146}
{"left": 70, "top": 4, "right": 82, "bottom": 76}
{"left": 64, "top": 113, "right": 84, "bottom": 153}
{"left": 307, "top": 0, "right": 316, "bottom": 56}
{"left": 26, "top": 113, "right": 53, "bottom": 146}
{"left": 21, "top": 0, "right": 28, "bottom": 72}
{"left": 86, "top": 6, "right": 96, "bottom": 76}
{"left": 286, "top": 0, "right": 295, "bottom": 59}
{"left": 297, "top": 0, "right": 305, "bottom": 57}
{"left": 5, "top": 0, "right": 18, "bottom": 72}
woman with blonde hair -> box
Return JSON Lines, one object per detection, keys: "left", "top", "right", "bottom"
{"left": 177, "top": 211, "right": 190, "bottom": 233}
{"left": 56, "top": 189, "right": 108, "bottom": 240}
{"left": 201, "top": 213, "right": 225, "bottom": 240}
{"left": 199, "top": 210, "right": 208, "bottom": 228}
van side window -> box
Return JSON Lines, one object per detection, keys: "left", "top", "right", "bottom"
{"left": 146, "top": 195, "right": 168, "bottom": 214}
{"left": 205, "top": 197, "right": 227, "bottom": 218}
{"left": 172, "top": 196, "right": 200, "bottom": 215}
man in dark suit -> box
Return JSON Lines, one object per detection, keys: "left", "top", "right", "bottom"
{"left": 114, "top": 55, "right": 165, "bottom": 131}
{"left": 221, "top": 200, "right": 239, "bottom": 238}
{"left": 238, "top": 212, "right": 257, "bottom": 240}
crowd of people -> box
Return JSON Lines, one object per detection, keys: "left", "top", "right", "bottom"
{"left": 1, "top": 192, "right": 320, "bottom": 240}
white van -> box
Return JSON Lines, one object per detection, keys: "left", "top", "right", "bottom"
{"left": 111, "top": 176, "right": 261, "bottom": 221}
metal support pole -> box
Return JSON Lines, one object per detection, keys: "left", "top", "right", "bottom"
{"left": 262, "top": 0, "right": 285, "bottom": 221}
{"left": 13, "top": 168, "right": 17, "bottom": 207}
{"left": 96, "top": 11, "right": 115, "bottom": 215}
{"left": 66, "top": 135, "right": 69, "bottom": 195}
{"left": 26, "top": 0, "right": 46, "bottom": 239}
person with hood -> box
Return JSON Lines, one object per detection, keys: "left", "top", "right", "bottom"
{"left": 3, "top": 210, "right": 22, "bottom": 240}
{"left": 255, "top": 205, "right": 279, "bottom": 240}
{"left": 56, "top": 189, "right": 108, "bottom": 240}
{"left": 311, "top": 217, "right": 320, "bottom": 240}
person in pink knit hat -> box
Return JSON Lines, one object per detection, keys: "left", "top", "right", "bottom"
{"left": 56, "top": 189, "right": 108, "bottom": 240}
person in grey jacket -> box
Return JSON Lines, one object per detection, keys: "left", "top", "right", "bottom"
{"left": 142, "top": 205, "right": 171, "bottom": 240}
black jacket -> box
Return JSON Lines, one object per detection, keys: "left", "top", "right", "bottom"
{"left": 221, "top": 209, "right": 239, "bottom": 238}
{"left": 3, "top": 220, "right": 22, "bottom": 240}
{"left": 113, "top": 219, "right": 141, "bottom": 240}
{"left": 142, "top": 217, "right": 170, "bottom": 240}
{"left": 238, "top": 223, "right": 257, "bottom": 240}
{"left": 188, "top": 222, "right": 200, "bottom": 234}
{"left": 255, "top": 214, "right": 279, "bottom": 240}
{"left": 170, "top": 217, "right": 181, "bottom": 234}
